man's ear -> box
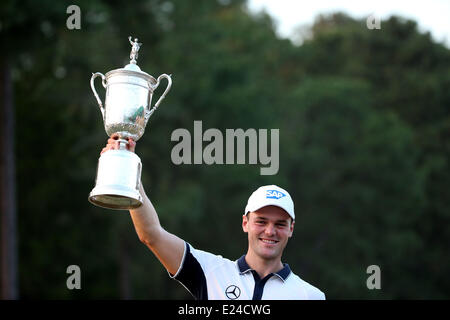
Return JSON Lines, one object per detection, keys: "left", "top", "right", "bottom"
{"left": 242, "top": 214, "right": 249, "bottom": 233}
{"left": 288, "top": 220, "right": 295, "bottom": 238}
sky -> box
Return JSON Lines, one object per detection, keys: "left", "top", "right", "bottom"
{"left": 246, "top": 0, "right": 450, "bottom": 47}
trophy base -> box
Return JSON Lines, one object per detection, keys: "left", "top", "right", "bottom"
{"left": 89, "top": 186, "right": 142, "bottom": 210}
{"left": 89, "top": 149, "right": 143, "bottom": 210}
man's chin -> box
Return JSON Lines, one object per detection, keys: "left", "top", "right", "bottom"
{"left": 255, "top": 247, "right": 280, "bottom": 261}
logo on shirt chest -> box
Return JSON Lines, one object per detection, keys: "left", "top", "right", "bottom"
{"left": 225, "top": 285, "right": 241, "bottom": 300}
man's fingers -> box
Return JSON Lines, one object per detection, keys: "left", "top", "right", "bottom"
{"left": 107, "top": 138, "right": 117, "bottom": 145}
{"left": 127, "top": 138, "right": 136, "bottom": 153}
{"left": 128, "top": 138, "right": 136, "bottom": 147}
{"left": 100, "top": 144, "right": 116, "bottom": 155}
{"left": 103, "top": 136, "right": 136, "bottom": 154}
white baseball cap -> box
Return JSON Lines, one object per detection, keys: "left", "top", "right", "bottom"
{"left": 244, "top": 185, "right": 295, "bottom": 220}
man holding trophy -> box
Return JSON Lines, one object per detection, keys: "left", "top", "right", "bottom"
{"left": 90, "top": 37, "right": 325, "bottom": 300}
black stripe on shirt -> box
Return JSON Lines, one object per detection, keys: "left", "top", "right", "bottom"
{"left": 174, "top": 243, "right": 208, "bottom": 300}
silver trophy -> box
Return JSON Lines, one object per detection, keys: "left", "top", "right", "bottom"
{"left": 89, "top": 36, "right": 172, "bottom": 210}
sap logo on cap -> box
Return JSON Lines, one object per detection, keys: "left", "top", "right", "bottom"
{"left": 266, "top": 189, "right": 286, "bottom": 199}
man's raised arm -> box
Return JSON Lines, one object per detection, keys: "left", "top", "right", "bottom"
{"left": 129, "top": 184, "right": 185, "bottom": 275}
{"left": 101, "top": 135, "right": 185, "bottom": 275}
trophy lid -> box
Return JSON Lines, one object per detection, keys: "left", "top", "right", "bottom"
{"left": 105, "top": 36, "right": 156, "bottom": 85}
{"left": 123, "top": 63, "right": 142, "bottom": 72}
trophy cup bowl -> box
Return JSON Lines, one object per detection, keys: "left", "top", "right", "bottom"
{"left": 88, "top": 37, "right": 172, "bottom": 210}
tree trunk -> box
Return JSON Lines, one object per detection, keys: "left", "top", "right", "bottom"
{"left": 119, "top": 232, "right": 132, "bottom": 300}
{"left": 0, "top": 59, "right": 19, "bottom": 299}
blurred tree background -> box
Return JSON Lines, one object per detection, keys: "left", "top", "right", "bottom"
{"left": 1, "top": 0, "right": 449, "bottom": 299}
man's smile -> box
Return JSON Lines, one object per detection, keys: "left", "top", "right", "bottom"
{"left": 259, "top": 238, "right": 279, "bottom": 245}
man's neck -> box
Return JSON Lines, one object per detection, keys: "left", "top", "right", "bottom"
{"left": 245, "top": 251, "right": 284, "bottom": 279}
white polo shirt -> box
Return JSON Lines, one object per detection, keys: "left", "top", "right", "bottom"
{"left": 170, "top": 242, "right": 326, "bottom": 300}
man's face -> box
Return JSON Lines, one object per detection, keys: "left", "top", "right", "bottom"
{"left": 242, "top": 205, "right": 294, "bottom": 261}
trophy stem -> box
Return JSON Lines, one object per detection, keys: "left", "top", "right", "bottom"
{"left": 118, "top": 139, "right": 129, "bottom": 150}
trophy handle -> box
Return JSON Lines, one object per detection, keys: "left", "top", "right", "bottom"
{"left": 145, "top": 74, "right": 172, "bottom": 122}
{"left": 90, "top": 72, "right": 107, "bottom": 119}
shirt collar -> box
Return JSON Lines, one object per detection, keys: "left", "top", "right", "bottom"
{"left": 237, "top": 255, "right": 291, "bottom": 281}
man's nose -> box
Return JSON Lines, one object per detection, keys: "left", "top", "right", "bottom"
{"left": 265, "top": 224, "right": 276, "bottom": 236}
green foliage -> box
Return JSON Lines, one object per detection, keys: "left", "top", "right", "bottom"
{"left": 281, "top": 77, "right": 425, "bottom": 298}
{"left": 2, "top": 1, "right": 449, "bottom": 299}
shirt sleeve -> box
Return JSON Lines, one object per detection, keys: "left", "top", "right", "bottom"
{"left": 306, "top": 284, "right": 326, "bottom": 300}
{"left": 169, "top": 242, "right": 226, "bottom": 300}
